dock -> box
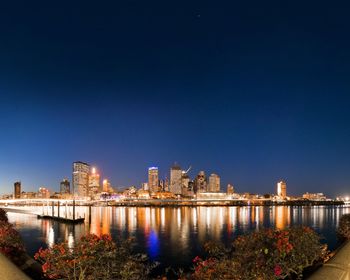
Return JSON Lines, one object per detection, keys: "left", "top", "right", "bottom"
{"left": 37, "top": 214, "right": 84, "bottom": 224}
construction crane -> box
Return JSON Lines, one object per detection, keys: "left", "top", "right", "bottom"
{"left": 182, "top": 166, "right": 192, "bottom": 175}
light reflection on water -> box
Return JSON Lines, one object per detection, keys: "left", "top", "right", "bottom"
{"left": 7, "top": 205, "right": 350, "bottom": 270}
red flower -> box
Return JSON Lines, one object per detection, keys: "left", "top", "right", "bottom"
{"left": 274, "top": 264, "right": 282, "bottom": 276}
{"left": 42, "top": 262, "right": 50, "bottom": 273}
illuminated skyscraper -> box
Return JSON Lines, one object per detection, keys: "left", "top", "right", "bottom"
{"left": 194, "top": 171, "right": 207, "bottom": 193}
{"left": 60, "top": 178, "right": 70, "bottom": 194}
{"left": 208, "top": 173, "right": 220, "bottom": 192}
{"left": 89, "top": 167, "right": 100, "bottom": 196}
{"left": 277, "top": 181, "right": 287, "bottom": 199}
{"left": 102, "top": 179, "right": 111, "bottom": 193}
{"left": 148, "top": 167, "right": 159, "bottom": 193}
{"left": 14, "top": 181, "right": 21, "bottom": 199}
{"left": 170, "top": 164, "right": 182, "bottom": 195}
{"left": 72, "top": 161, "right": 90, "bottom": 197}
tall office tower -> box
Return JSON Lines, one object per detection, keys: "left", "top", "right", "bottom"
{"left": 102, "top": 179, "right": 111, "bottom": 193}
{"left": 60, "top": 178, "right": 70, "bottom": 194}
{"left": 181, "top": 174, "right": 190, "bottom": 195}
{"left": 72, "top": 161, "right": 90, "bottom": 197}
{"left": 89, "top": 167, "right": 100, "bottom": 196}
{"left": 14, "top": 181, "right": 21, "bottom": 199}
{"left": 194, "top": 171, "right": 207, "bottom": 193}
{"left": 148, "top": 167, "right": 159, "bottom": 193}
{"left": 208, "top": 173, "right": 220, "bottom": 192}
{"left": 170, "top": 163, "right": 182, "bottom": 195}
{"left": 227, "top": 183, "right": 235, "bottom": 194}
{"left": 277, "top": 181, "right": 287, "bottom": 199}
{"left": 164, "top": 177, "right": 169, "bottom": 192}
{"left": 159, "top": 179, "right": 164, "bottom": 191}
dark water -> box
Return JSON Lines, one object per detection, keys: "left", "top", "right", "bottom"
{"left": 7, "top": 205, "right": 350, "bottom": 271}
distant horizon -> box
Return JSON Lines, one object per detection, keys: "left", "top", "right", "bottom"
{"left": 1, "top": 1, "right": 350, "bottom": 198}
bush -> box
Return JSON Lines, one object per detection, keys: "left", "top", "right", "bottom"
{"left": 35, "top": 234, "right": 155, "bottom": 280}
{"left": 0, "top": 208, "right": 8, "bottom": 223}
{"left": 191, "top": 227, "right": 327, "bottom": 280}
{"left": 0, "top": 221, "right": 26, "bottom": 264}
{"left": 337, "top": 214, "right": 350, "bottom": 241}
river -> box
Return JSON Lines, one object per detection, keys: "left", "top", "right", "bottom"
{"left": 7, "top": 205, "right": 350, "bottom": 272}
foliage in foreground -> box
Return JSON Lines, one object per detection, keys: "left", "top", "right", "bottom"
{"left": 337, "top": 214, "right": 350, "bottom": 241}
{"left": 35, "top": 234, "right": 156, "bottom": 280}
{"left": 0, "top": 208, "right": 26, "bottom": 265}
{"left": 188, "top": 227, "right": 327, "bottom": 280}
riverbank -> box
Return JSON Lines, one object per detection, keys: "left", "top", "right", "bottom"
{"left": 106, "top": 199, "right": 344, "bottom": 207}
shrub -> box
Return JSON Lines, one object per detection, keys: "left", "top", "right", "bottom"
{"left": 0, "top": 221, "right": 26, "bottom": 264}
{"left": 337, "top": 214, "right": 350, "bottom": 241}
{"left": 35, "top": 234, "right": 155, "bottom": 280}
{"left": 0, "top": 208, "right": 8, "bottom": 223}
{"left": 191, "top": 227, "right": 327, "bottom": 280}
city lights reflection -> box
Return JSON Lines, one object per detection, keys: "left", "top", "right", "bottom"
{"left": 6, "top": 205, "right": 350, "bottom": 270}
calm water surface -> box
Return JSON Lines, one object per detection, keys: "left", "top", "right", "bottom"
{"left": 7, "top": 205, "right": 350, "bottom": 270}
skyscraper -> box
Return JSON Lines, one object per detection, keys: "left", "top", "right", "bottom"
{"left": 170, "top": 163, "right": 182, "bottom": 195}
{"left": 181, "top": 174, "right": 190, "bottom": 196}
{"left": 277, "top": 181, "right": 287, "bottom": 199}
{"left": 60, "top": 178, "right": 70, "bottom": 194}
{"left": 89, "top": 167, "right": 100, "bottom": 196}
{"left": 194, "top": 171, "right": 207, "bottom": 193}
{"left": 72, "top": 161, "right": 90, "bottom": 197}
{"left": 102, "top": 179, "right": 111, "bottom": 193}
{"left": 208, "top": 173, "right": 220, "bottom": 192}
{"left": 148, "top": 167, "right": 159, "bottom": 193}
{"left": 14, "top": 181, "right": 21, "bottom": 199}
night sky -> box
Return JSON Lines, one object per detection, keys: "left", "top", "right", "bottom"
{"left": 1, "top": 1, "right": 350, "bottom": 197}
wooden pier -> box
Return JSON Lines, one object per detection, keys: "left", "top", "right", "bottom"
{"left": 37, "top": 214, "right": 84, "bottom": 224}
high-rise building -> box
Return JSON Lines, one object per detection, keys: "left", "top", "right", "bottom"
{"left": 277, "top": 181, "right": 287, "bottom": 199}
{"left": 194, "top": 171, "right": 207, "bottom": 193}
{"left": 181, "top": 174, "right": 190, "bottom": 196}
{"left": 72, "top": 161, "right": 90, "bottom": 197}
{"left": 14, "top": 181, "right": 21, "bottom": 199}
{"left": 164, "top": 177, "right": 169, "bottom": 192}
{"left": 148, "top": 167, "right": 159, "bottom": 193}
{"left": 60, "top": 178, "right": 70, "bottom": 194}
{"left": 170, "top": 164, "right": 182, "bottom": 195}
{"left": 102, "top": 179, "right": 111, "bottom": 193}
{"left": 89, "top": 167, "right": 100, "bottom": 196}
{"left": 208, "top": 174, "right": 220, "bottom": 192}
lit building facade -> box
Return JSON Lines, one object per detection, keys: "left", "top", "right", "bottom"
{"left": 102, "top": 179, "right": 111, "bottom": 193}
{"left": 38, "top": 187, "right": 50, "bottom": 199}
{"left": 148, "top": 167, "right": 159, "bottom": 193}
{"left": 194, "top": 171, "right": 207, "bottom": 193}
{"left": 14, "top": 181, "right": 21, "bottom": 199}
{"left": 170, "top": 164, "right": 182, "bottom": 195}
{"left": 72, "top": 161, "right": 90, "bottom": 197}
{"left": 60, "top": 178, "right": 70, "bottom": 194}
{"left": 89, "top": 167, "right": 100, "bottom": 196}
{"left": 277, "top": 181, "right": 287, "bottom": 199}
{"left": 208, "top": 173, "right": 220, "bottom": 192}
{"left": 227, "top": 183, "right": 234, "bottom": 194}
{"left": 181, "top": 174, "right": 190, "bottom": 196}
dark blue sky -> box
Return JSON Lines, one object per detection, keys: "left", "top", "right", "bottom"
{"left": 1, "top": 1, "right": 350, "bottom": 197}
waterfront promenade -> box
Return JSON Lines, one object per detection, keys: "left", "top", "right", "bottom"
{"left": 0, "top": 253, "right": 31, "bottom": 280}
{"left": 308, "top": 241, "right": 350, "bottom": 280}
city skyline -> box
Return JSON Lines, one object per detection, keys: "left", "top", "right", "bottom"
{"left": 1, "top": 1, "right": 350, "bottom": 197}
